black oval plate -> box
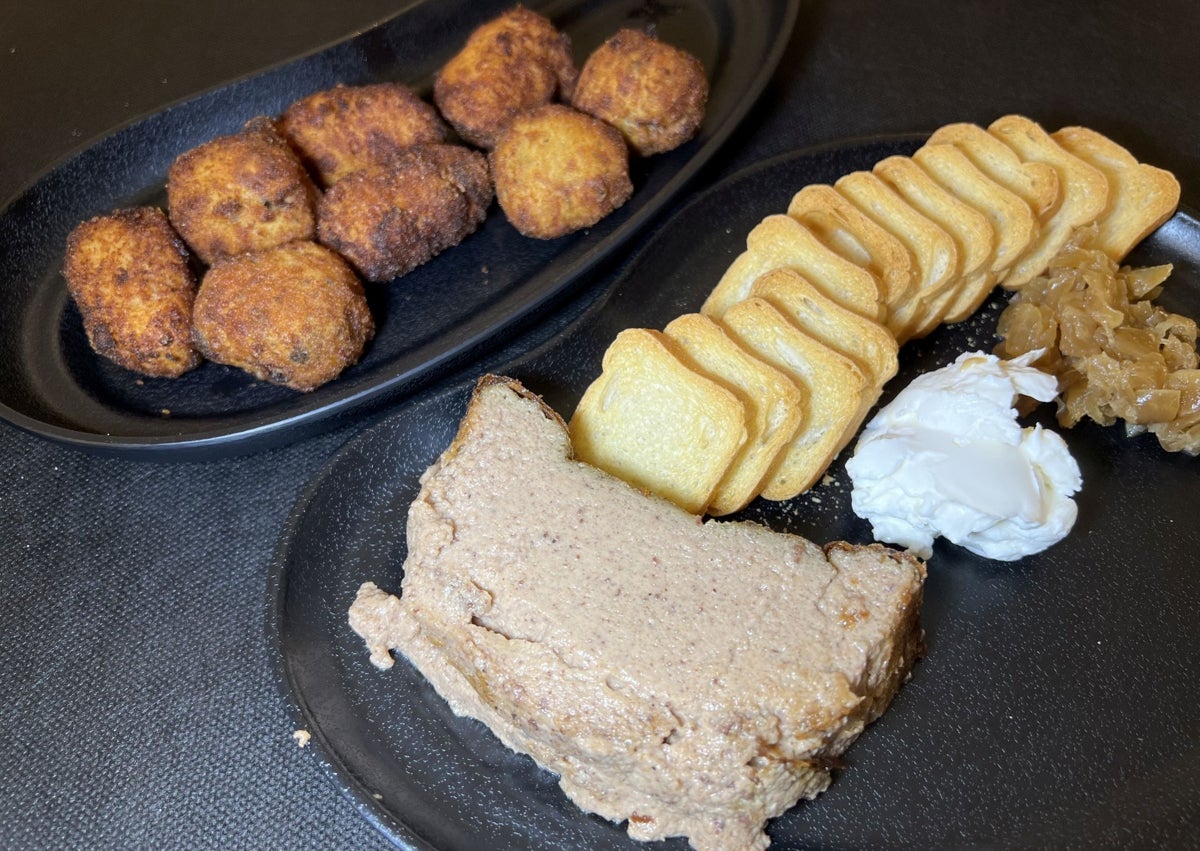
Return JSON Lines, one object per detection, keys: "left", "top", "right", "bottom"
{"left": 271, "top": 138, "right": 1200, "bottom": 850}
{"left": 0, "top": 0, "right": 797, "bottom": 460}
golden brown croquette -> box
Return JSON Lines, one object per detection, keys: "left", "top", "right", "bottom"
{"left": 411, "top": 142, "right": 495, "bottom": 224}
{"left": 433, "top": 5, "right": 578, "bottom": 149}
{"left": 166, "top": 117, "right": 319, "bottom": 265}
{"left": 191, "top": 241, "right": 373, "bottom": 392}
{"left": 571, "top": 28, "right": 708, "bottom": 156}
{"left": 278, "top": 82, "right": 448, "bottom": 186}
{"left": 62, "top": 206, "right": 202, "bottom": 378}
{"left": 490, "top": 104, "right": 632, "bottom": 239}
{"left": 317, "top": 144, "right": 491, "bottom": 282}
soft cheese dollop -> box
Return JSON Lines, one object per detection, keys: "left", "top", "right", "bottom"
{"left": 846, "top": 351, "right": 1082, "bottom": 561}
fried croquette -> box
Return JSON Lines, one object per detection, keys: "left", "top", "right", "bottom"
{"left": 191, "top": 241, "right": 373, "bottom": 392}
{"left": 278, "top": 83, "right": 449, "bottom": 186}
{"left": 433, "top": 5, "right": 578, "bottom": 149}
{"left": 412, "top": 142, "right": 494, "bottom": 223}
{"left": 571, "top": 28, "right": 708, "bottom": 156}
{"left": 491, "top": 104, "right": 632, "bottom": 239}
{"left": 62, "top": 207, "right": 202, "bottom": 378}
{"left": 317, "top": 144, "right": 492, "bottom": 282}
{"left": 167, "top": 116, "right": 319, "bottom": 265}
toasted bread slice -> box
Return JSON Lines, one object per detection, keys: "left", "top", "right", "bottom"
{"left": 1050, "top": 125, "right": 1181, "bottom": 261}
{"left": 914, "top": 142, "right": 1035, "bottom": 276}
{"left": 913, "top": 142, "right": 1036, "bottom": 320}
{"left": 926, "top": 122, "right": 1061, "bottom": 222}
{"left": 750, "top": 267, "right": 899, "bottom": 392}
{"left": 751, "top": 268, "right": 898, "bottom": 441}
{"left": 874, "top": 155, "right": 996, "bottom": 336}
{"left": 702, "top": 215, "right": 884, "bottom": 323}
{"left": 569, "top": 328, "right": 746, "bottom": 514}
{"left": 720, "top": 297, "right": 868, "bottom": 500}
{"left": 988, "top": 115, "right": 1110, "bottom": 288}
{"left": 835, "top": 170, "right": 958, "bottom": 342}
{"left": 787, "top": 184, "right": 915, "bottom": 313}
{"left": 662, "top": 313, "right": 805, "bottom": 516}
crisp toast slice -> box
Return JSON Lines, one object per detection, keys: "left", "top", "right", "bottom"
{"left": 750, "top": 267, "right": 898, "bottom": 393}
{"left": 988, "top": 114, "right": 1110, "bottom": 288}
{"left": 750, "top": 267, "right": 898, "bottom": 439}
{"left": 913, "top": 142, "right": 1036, "bottom": 276}
{"left": 662, "top": 313, "right": 806, "bottom": 516}
{"left": 569, "top": 328, "right": 746, "bottom": 514}
{"left": 874, "top": 154, "right": 997, "bottom": 336}
{"left": 702, "top": 214, "right": 884, "bottom": 323}
{"left": 927, "top": 121, "right": 1061, "bottom": 222}
{"left": 719, "top": 297, "right": 868, "bottom": 500}
{"left": 787, "top": 184, "right": 916, "bottom": 314}
{"left": 835, "top": 170, "right": 958, "bottom": 342}
{"left": 912, "top": 142, "right": 1036, "bottom": 321}
{"left": 1050, "top": 125, "right": 1180, "bottom": 261}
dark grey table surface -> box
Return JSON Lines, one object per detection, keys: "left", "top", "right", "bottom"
{"left": 2, "top": 1, "right": 1197, "bottom": 849}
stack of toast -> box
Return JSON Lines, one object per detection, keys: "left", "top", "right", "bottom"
{"left": 569, "top": 115, "right": 1180, "bottom": 516}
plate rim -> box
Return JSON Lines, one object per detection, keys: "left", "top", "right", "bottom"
{"left": 268, "top": 401, "right": 434, "bottom": 851}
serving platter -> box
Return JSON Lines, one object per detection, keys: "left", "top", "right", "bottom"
{"left": 270, "top": 138, "right": 1200, "bottom": 849}
{"left": 0, "top": 0, "right": 797, "bottom": 460}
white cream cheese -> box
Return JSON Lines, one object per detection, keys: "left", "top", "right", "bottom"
{"left": 846, "top": 351, "right": 1082, "bottom": 561}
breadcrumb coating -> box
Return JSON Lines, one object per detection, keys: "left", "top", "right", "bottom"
{"left": 62, "top": 206, "right": 202, "bottom": 378}
{"left": 167, "top": 116, "right": 319, "bottom": 265}
{"left": 192, "top": 241, "right": 373, "bottom": 391}
{"left": 491, "top": 104, "right": 631, "bottom": 239}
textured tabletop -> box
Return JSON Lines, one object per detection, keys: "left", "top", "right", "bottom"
{"left": 2, "top": 1, "right": 1198, "bottom": 848}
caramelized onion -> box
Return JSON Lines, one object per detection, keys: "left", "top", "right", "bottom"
{"left": 995, "top": 236, "right": 1199, "bottom": 455}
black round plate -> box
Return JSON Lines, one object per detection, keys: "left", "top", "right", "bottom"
{"left": 271, "top": 138, "right": 1200, "bottom": 849}
{"left": 0, "top": 0, "right": 797, "bottom": 460}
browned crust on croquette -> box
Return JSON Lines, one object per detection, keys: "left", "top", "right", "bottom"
{"left": 407, "top": 143, "right": 494, "bottom": 223}
{"left": 278, "top": 83, "right": 448, "bottom": 186}
{"left": 571, "top": 28, "right": 708, "bottom": 156}
{"left": 62, "top": 206, "right": 202, "bottom": 378}
{"left": 490, "top": 104, "right": 632, "bottom": 239}
{"left": 433, "top": 6, "right": 578, "bottom": 149}
{"left": 317, "top": 145, "right": 490, "bottom": 281}
{"left": 167, "top": 117, "right": 319, "bottom": 265}
{"left": 191, "top": 241, "right": 373, "bottom": 391}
